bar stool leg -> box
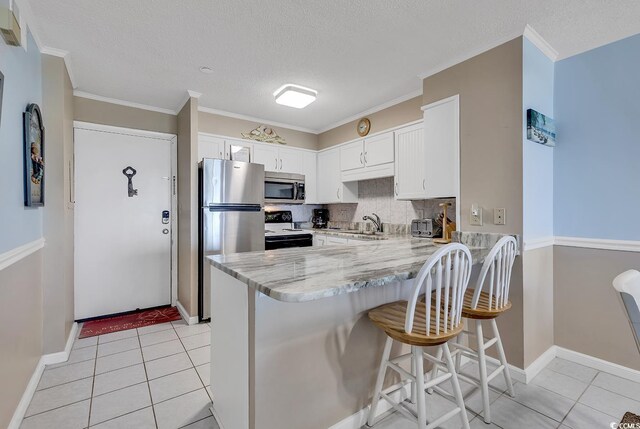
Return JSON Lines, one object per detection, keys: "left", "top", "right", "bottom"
{"left": 491, "top": 318, "right": 515, "bottom": 397}
{"left": 410, "top": 353, "right": 417, "bottom": 404}
{"left": 367, "top": 336, "right": 393, "bottom": 427}
{"left": 413, "top": 345, "right": 427, "bottom": 428}
{"left": 426, "top": 346, "right": 443, "bottom": 394}
{"left": 442, "top": 342, "right": 471, "bottom": 429}
{"left": 475, "top": 319, "right": 491, "bottom": 424}
{"left": 454, "top": 332, "right": 463, "bottom": 372}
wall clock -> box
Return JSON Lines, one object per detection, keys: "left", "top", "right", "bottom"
{"left": 24, "top": 103, "right": 45, "bottom": 207}
{"left": 357, "top": 117, "right": 371, "bottom": 137}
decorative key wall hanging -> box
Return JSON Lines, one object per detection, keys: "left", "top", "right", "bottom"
{"left": 122, "top": 166, "right": 138, "bottom": 197}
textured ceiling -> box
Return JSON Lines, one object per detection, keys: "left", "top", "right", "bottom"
{"left": 28, "top": 0, "right": 640, "bottom": 132}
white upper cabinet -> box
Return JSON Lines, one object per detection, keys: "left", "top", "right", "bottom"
{"left": 198, "top": 134, "right": 225, "bottom": 161}
{"left": 394, "top": 95, "right": 459, "bottom": 200}
{"left": 340, "top": 140, "right": 365, "bottom": 172}
{"left": 253, "top": 144, "right": 280, "bottom": 172}
{"left": 302, "top": 151, "right": 318, "bottom": 204}
{"left": 317, "top": 147, "right": 358, "bottom": 204}
{"left": 224, "top": 139, "right": 253, "bottom": 162}
{"left": 253, "top": 144, "right": 303, "bottom": 174}
{"left": 340, "top": 131, "right": 394, "bottom": 181}
{"left": 422, "top": 95, "right": 459, "bottom": 199}
{"left": 394, "top": 123, "right": 426, "bottom": 200}
{"left": 364, "top": 132, "right": 394, "bottom": 167}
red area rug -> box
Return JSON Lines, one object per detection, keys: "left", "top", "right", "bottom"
{"left": 79, "top": 307, "right": 182, "bottom": 338}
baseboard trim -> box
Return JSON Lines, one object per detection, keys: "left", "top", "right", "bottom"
{"left": 555, "top": 346, "right": 640, "bottom": 384}
{"left": 176, "top": 300, "right": 198, "bottom": 325}
{"left": 0, "top": 238, "right": 45, "bottom": 272}
{"left": 8, "top": 322, "right": 78, "bottom": 429}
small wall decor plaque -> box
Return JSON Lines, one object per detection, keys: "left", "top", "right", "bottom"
{"left": 24, "top": 103, "right": 45, "bottom": 207}
{"left": 242, "top": 124, "right": 286, "bottom": 145}
{"left": 0, "top": 70, "right": 4, "bottom": 126}
{"left": 527, "top": 109, "right": 556, "bottom": 147}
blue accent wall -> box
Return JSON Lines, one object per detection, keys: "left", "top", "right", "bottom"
{"left": 0, "top": 34, "right": 43, "bottom": 254}
{"left": 554, "top": 34, "right": 640, "bottom": 241}
{"left": 523, "top": 37, "right": 555, "bottom": 241}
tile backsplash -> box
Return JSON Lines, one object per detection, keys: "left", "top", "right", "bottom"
{"left": 327, "top": 177, "right": 456, "bottom": 226}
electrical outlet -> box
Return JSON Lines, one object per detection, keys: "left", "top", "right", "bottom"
{"left": 494, "top": 208, "right": 506, "bottom": 225}
{"left": 470, "top": 204, "right": 482, "bottom": 226}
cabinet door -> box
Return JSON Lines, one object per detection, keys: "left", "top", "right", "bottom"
{"left": 302, "top": 151, "right": 317, "bottom": 204}
{"left": 317, "top": 149, "right": 340, "bottom": 203}
{"left": 198, "top": 134, "right": 225, "bottom": 161}
{"left": 313, "top": 234, "right": 326, "bottom": 246}
{"left": 253, "top": 144, "right": 280, "bottom": 172}
{"left": 340, "top": 140, "right": 364, "bottom": 172}
{"left": 364, "top": 132, "right": 394, "bottom": 167}
{"left": 395, "top": 124, "right": 426, "bottom": 200}
{"left": 278, "top": 147, "right": 303, "bottom": 174}
{"left": 423, "top": 96, "right": 459, "bottom": 198}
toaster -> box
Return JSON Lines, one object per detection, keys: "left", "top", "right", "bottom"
{"left": 411, "top": 219, "right": 434, "bottom": 238}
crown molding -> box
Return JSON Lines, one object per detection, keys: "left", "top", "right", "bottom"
{"left": 315, "top": 89, "right": 423, "bottom": 134}
{"left": 187, "top": 90, "right": 202, "bottom": 99}
{"left": 523, "top": 24, "right": 559, "bottom": 62}
{"left": 74, "top": 91, "right": 177, "bottom": 115}
{"left": 197, "top": 106, "right": 318, "bottom": 134}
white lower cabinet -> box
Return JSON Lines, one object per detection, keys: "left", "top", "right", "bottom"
{"left": 313, "top": 233, "right": 371, "bottom": 246}
{"left": 313, "top": 234, "right": 327, "bottom": 246}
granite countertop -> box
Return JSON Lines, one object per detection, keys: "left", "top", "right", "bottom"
{"left": 208, "top": 238, "right": 490, "bottom": 303}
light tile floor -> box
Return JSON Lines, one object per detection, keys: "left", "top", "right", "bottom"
{"left": 20, "top": 321, "right": 640, "bottom": 429}
{"left": 20, "top": 320, "right": 218, "bottom": 429}
{"left": 372, "top": 357, "right": 640, "bottom": 429}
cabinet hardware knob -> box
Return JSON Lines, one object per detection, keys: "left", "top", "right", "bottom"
{"left": 364, "top": 152, "right": 368, "bottom": 164}
{"left": 275, "top": 158, "right": 278, "bottom": 169}
{"left": 423, "top": 179, "right": 426, "bottom": 190}
{"left": 395, "top": 183, "right": 399, "bottom": 196}
{"left": 360, "top": 152, "right": 363, "bottom": 165}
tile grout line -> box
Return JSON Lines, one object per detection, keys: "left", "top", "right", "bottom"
{"left": 136, "top": 325, "right": 160, "bottom": 429}
{"left": 87, "top": 336, "right": 99, "bottom": 428}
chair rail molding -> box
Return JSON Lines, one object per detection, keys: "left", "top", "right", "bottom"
{"left": 0, "top": 238, "right": 46, "bottom": 272}
{"left": 523, "top": 236, "right": 640, "bottom": 253}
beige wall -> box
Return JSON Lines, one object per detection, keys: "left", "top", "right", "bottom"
{"left": 0, "top": 251, "right": 44, "bottom": 428}
{"left": 522, "top": 246, "right": 554, "bottom": 367}
{"left": 554, "top": 246, "right": 640, "bottom": 371}
{"left": 199, "top": 111, "right": 318, "bottom": 151}
{"left": 317, "top": 96, "right": 423, "bottom": 150}
{"left": 423, "top": 38, "right": 525, "bottom": 367}
{"left": 74, "top": 96, "right": 178, "bottom": 135}
{"left": 177, "top": 98, "right": 199, "bottom": 317}
{"left": 41, "top": 55, "right": 75, "bottom": 353}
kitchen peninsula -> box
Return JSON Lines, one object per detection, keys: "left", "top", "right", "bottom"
{"left": 208, "top": 237, "right": 491, "bottom": 429}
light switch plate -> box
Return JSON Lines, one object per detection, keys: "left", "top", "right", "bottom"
{"left": 494, "top": 208, "right": 506, "bottom": 225}
{"left": 470, "top": 204, "right": 482, "bottom": 226}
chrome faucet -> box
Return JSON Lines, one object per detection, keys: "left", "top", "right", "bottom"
{"left": 363, "top": 213, "right": 383, "bottom": 232}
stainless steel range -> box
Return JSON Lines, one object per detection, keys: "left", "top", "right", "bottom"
{"left": 265, "top": 211, "right": 313, "bottom": 250}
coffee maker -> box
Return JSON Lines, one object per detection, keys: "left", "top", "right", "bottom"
{"left": 312, "top": 209, "right": 329, "bottom": 229}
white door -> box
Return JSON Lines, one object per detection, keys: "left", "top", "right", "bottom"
{"left": 74, "top": 126, "right": 174, "bottom": 320}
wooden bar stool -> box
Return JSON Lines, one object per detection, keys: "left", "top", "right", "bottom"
{"left": 366, "top": 243, "right": 473, "bottom": 429}
{"left": 435, "top": 235, "right": 518, "bottom": 424}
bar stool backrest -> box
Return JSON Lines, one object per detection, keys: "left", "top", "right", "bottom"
{"left": 613, "top": 269, "right": 640, "bottom": 354}
{"left": 405, "top": 243, "right": 472, "bottom": 336}
{"left": 470, "top": 236, "right": 518, "bottom": 311}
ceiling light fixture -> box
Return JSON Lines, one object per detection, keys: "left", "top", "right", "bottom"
{"left": 273, "top": 84, "right": 317, "bottom": 109}
{"left": 199, "top": 66, "right": 214, "bottom": 74}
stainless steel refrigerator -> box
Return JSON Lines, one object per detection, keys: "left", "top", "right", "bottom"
{"left": 199, "top": 158, "right": 265, "bottom": 321}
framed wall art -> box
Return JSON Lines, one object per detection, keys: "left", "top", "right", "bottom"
{"left": 24, "top": 103, "right": 45, "bottom": 207}
{"left": 527, "top": 108, "right": 556, "bottom": 147}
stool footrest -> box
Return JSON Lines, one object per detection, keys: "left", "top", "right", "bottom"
{"left": 426, "top": 407, "right": 462, "bottom": 429}
{"left": 387, "top": 361, "right": 416, "bottom": 382}
{"left": 487, "top": 365, "right": 505, "bottom": 383}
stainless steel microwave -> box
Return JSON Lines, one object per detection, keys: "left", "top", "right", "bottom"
{"left": 264, "top": 171, "right": 305, "bottom": 204}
